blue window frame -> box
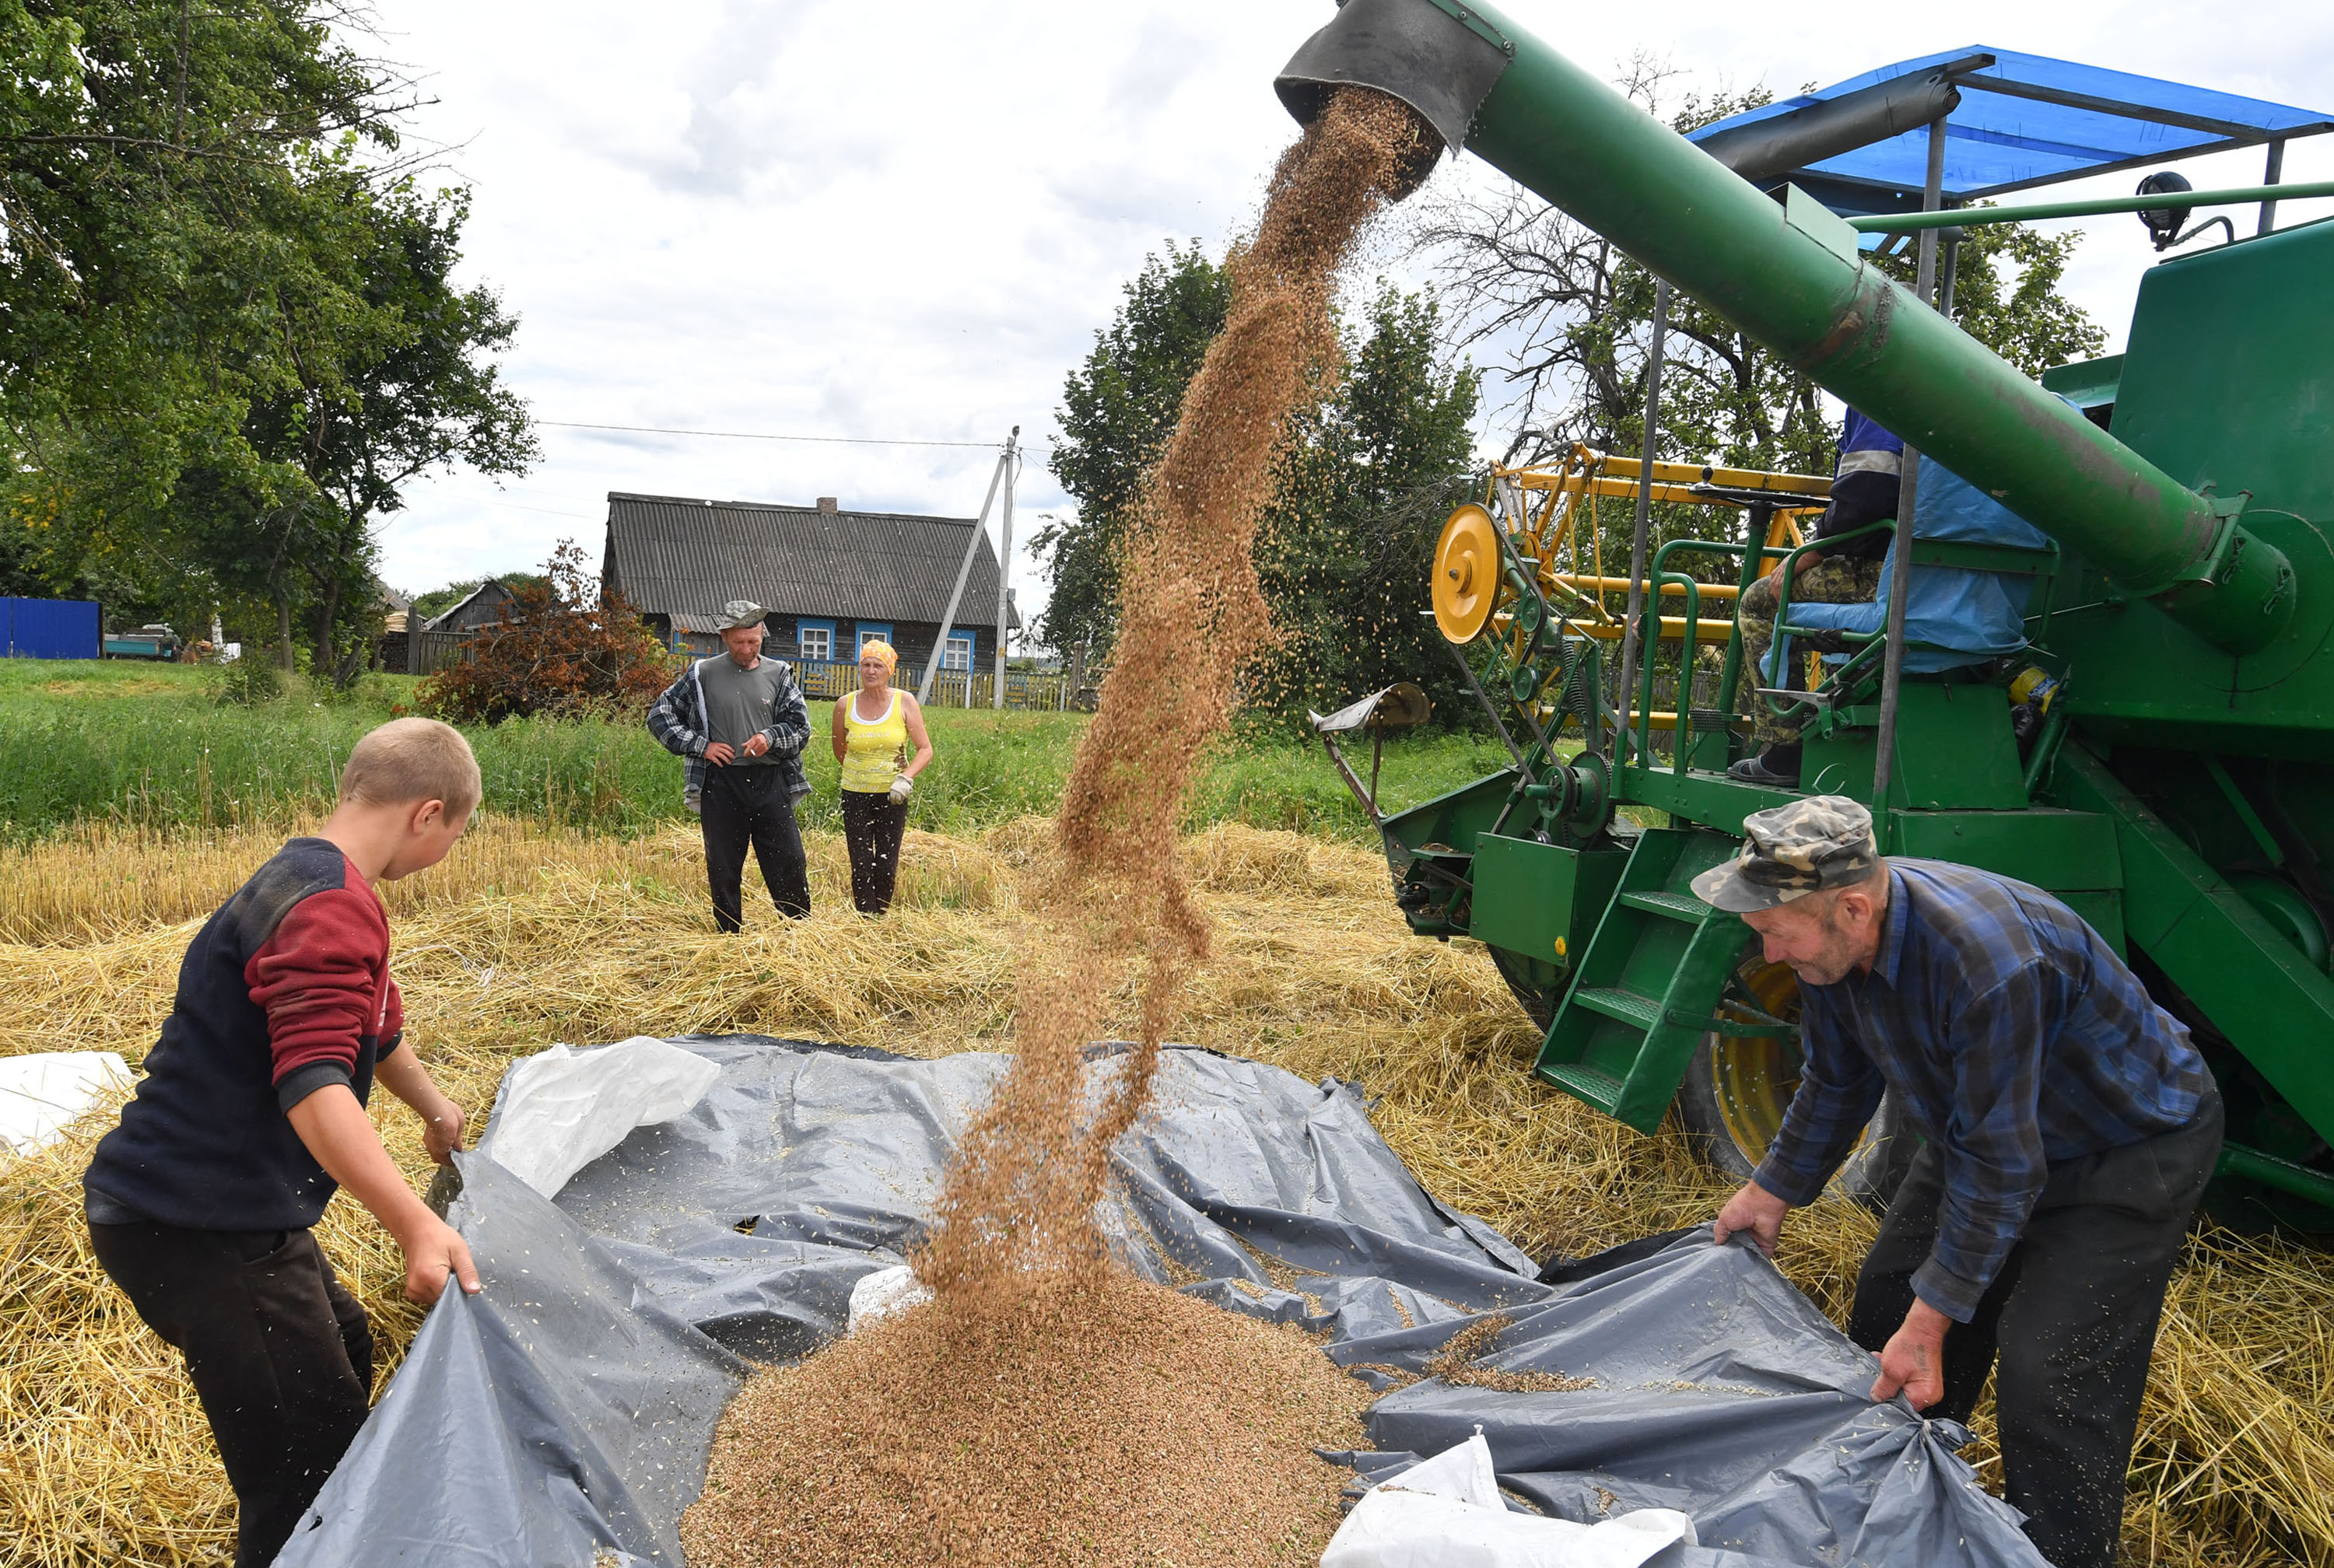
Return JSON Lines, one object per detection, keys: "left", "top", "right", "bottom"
{"left": 854, "top": 622, "right": 892, "bottom": 656}
{"left": 943, "top": 632, "right": 974, "bottom": 671}
{"left": 795, "top": 618, "right": 836, "bottom": 662}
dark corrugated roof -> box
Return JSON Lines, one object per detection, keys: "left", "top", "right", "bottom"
{"left": 421, "top": 579, "right": 512, "bottom": 632}
{"left": 602, "top": 492, "right": 1019, "bottom": 634}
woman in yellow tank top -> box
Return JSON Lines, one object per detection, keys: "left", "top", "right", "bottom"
{"left": 829, "top": 639, "right": 933, "bottom": 914}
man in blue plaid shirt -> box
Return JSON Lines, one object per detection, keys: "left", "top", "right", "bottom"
{"left": 1698, "top": 796, "right": 2222, "bottom": 1568}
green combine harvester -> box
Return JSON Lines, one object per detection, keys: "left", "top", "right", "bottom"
{"left": 1281, "top": 2, "right": 2334, "bottom": 1224}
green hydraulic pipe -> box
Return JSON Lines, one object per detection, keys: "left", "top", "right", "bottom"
{"left": 1276, "top": 0, "right": 2299, "bottom": 656}
{"left": 1850, "top": 178, "right": 2334, "bottom": 233}
{"left": 2216, "top": 1140, "right": 2334, "bottom": 1210}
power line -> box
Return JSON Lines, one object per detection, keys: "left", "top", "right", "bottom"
{"left": 471, "top": 498, "right": 600, "bottom": 521}
{"left": 541, "top": 419, "right": 1004, "bottom": 450}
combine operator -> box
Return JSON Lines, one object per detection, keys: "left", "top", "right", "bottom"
{"left": 1698, "top": 796, "right": 2223, "bottom": 1568}
{"left": 1729, "top": 409, "right": 1899, "bottom": 787}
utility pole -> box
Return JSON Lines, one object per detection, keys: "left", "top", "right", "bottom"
{"left": 920, "top": 430, "right": 1015, "bottom": 707}
{"left": 991, "top": 428, "right": 1018, "bottom": 710}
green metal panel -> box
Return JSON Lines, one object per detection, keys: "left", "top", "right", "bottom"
{"left": 1379, "top": 769, "right": 1516, "bottom": 866}
{"left": 2039, "top": 354, "right": 2122, "bottom": 416}
{"left": 1889, "top": 808, "right": 2126, "bottom": 954}
{"left": 1803, "top": 684, "right": 2028, "bottom": 810}
{"left": 1467, "top": 834, "right": 1627, "bottom": 972}
{"left": 2036, "top": 226, "right": 2334, "bottom": 747}
{"left": 2113, "top": 222, "right": 2334, "bottom": 527}
{"left": 1886, "top": 808, "right": 2120, "bottom": 888}
{"left": 2054, "top": 744, "right": 2334, "bottom": 1144}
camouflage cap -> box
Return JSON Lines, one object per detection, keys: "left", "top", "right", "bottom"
{"left": 1690, "top": 795, "right": 1880, "bottom": 912}
{"left": 716, "top": 600, "right": 768, "bottom": 631}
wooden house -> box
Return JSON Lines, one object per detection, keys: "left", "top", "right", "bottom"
{"left": 600, "top": 492, "right": 1019, "bottom": 686}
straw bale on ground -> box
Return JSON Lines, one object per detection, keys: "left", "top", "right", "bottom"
{"left": 2, "top": 817, "right": 2328, "bottom": 1566}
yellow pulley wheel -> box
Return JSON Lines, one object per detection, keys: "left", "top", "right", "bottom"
{"left": 1433, "top": 502, "right": 1502, "bottom": 645}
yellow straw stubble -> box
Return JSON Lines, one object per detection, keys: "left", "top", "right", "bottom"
{"left": 0, "top": 815, "right": 2327, "bottom": 1566}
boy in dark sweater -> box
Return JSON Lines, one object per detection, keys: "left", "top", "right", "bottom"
{"left": 83, "top": 717, "right": 485, "bottom": 1568}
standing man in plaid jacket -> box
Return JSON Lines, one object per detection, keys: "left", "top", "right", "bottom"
{"left": 647, "top": 600, "right": 813, "bottom": 930}
{"left": 1700, "top": 796, "right": 2221, "bottom": 1568}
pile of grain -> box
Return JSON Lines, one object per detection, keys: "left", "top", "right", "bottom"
{"left": 678, "top": 1272, "right": 1371, "bottom": 1567}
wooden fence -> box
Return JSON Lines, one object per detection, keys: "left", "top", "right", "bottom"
{"left": 792, "top": 658, "right": 1082, "bottom": 712}
{"left": 379, "top": 628, "right": 478, "bottom": 677}
{"left": 380, "top": 636, "right": 1092, "bottom": 712}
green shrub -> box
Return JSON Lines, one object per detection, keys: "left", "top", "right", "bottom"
{"left": 213, "top": 658, "right": 285, "bottom": 706}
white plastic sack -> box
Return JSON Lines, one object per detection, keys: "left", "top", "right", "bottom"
{"left": 482, "top": 1038, "right": 721, "bottom": 1198}
{"left": 0, "top": 1052, "right": 131, "bottom": 1154}
{"left": 846, "top": 1264, "right": 933, "bottom": 1333}
{"left": 1320, "top": 1435, "right": 1695, "bottom": 1568}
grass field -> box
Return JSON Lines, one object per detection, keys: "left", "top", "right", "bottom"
{"left": 0, "top": 659, "right": 1512, "bottom": 842}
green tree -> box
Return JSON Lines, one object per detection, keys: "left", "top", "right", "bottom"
{"left": 0, "top": 1, "right": 531, "bottom": 667}
{"left": 1413, "top": 72, "right": 2107, "bottom": 478}
{"left": 1038, "top": 249, "right": 1481, "bottom": 727}
{"left": 248, "top": 180, "right": 537, "bottom": 677}
{"left": 1246, "top": 285, "right": 1480, "bottom": 724}
{"left": 1034, "top": 242, "right": 1229, "bottom": 660}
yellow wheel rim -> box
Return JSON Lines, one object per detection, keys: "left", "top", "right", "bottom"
{"left": 1711, "top": 957, "right": 1803, "bottom": 1167}
{"left": 1433, "top": 503, "right": 1502, "bottom": 645}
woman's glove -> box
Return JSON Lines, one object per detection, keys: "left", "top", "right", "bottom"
{"left": 888, "top": 773, "right": 914, "bottom": 805}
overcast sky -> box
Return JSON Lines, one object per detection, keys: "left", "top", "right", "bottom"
{"left": 371, "top": 0, "right": 2334, "bottom": 627}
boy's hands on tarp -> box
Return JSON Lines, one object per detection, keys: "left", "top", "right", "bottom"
{"left": 419, "top": 1096, "right": 466, "bottom": 1165}
{"left": 289, "top": 1082, "right": 485, "bottom": 1307}
{"left": 401, "top": 1213, "right": 482, "bottom": 1306}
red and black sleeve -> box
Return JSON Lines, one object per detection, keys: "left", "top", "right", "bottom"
{"left": 245, "top": 884, "right": 391, "bottom": 1112}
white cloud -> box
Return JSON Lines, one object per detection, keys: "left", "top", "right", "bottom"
{"left": 370, "top": 0, "right": 2334, "bottom": 632}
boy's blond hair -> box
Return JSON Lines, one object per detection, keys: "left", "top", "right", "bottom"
{"left": 339, "top": 718, "right": 482, "bottom": 816}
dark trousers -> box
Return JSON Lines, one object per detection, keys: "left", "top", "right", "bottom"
{"left": 89, "top": 1219, "right": 373, "bottom": 1568}
{"left": 840, "top": 788, "right": 909, "bottom": 915}
{"left": 700, "top": 765, "right": 810, "bottom": 930}
{"left": 1848, "top": 1083, "right": 2224, "bottom": 1568}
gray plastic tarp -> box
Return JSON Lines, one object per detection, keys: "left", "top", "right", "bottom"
{"left": 275, "top": 1035, "right": 2041, "bottom": 1568}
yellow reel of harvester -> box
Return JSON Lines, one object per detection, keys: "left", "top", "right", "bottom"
{"left": 1433, "top": 502, "right": 1503, "bottom": 645}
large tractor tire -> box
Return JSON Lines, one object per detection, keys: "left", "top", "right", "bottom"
{"left": 1673, "top": 943, "right": 1916, "bottom": 1211}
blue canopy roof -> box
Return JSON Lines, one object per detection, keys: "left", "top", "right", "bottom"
{"left": 1690, "top": 47, "right": 2334, "bottom": 217}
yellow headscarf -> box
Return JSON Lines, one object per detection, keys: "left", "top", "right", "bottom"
{"left": 859, "top": 639, "right": 898, "bottom": 674}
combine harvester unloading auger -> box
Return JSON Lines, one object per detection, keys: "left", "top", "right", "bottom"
{"left": 1289, "top": 0, "right": 2334, "bottom": 1223}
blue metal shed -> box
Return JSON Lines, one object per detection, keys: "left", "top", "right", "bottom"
{"left": 3, "top": 597, "right": 102, "bottom": 659}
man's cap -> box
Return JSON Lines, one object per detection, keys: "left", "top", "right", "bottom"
{"left": 1690, "top": 795, "right": 1880, "bottom": 912}
{"left": 717, "top": 600, "right": 768, "bottom": 631}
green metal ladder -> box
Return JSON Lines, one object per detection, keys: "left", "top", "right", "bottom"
{"left": 1533, "top": 828, "right": 1754, "bottom": 1132}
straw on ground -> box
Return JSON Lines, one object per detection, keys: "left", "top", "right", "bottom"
{"left": 2, "top": 817, "right": 2326, "bottom": 1566}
